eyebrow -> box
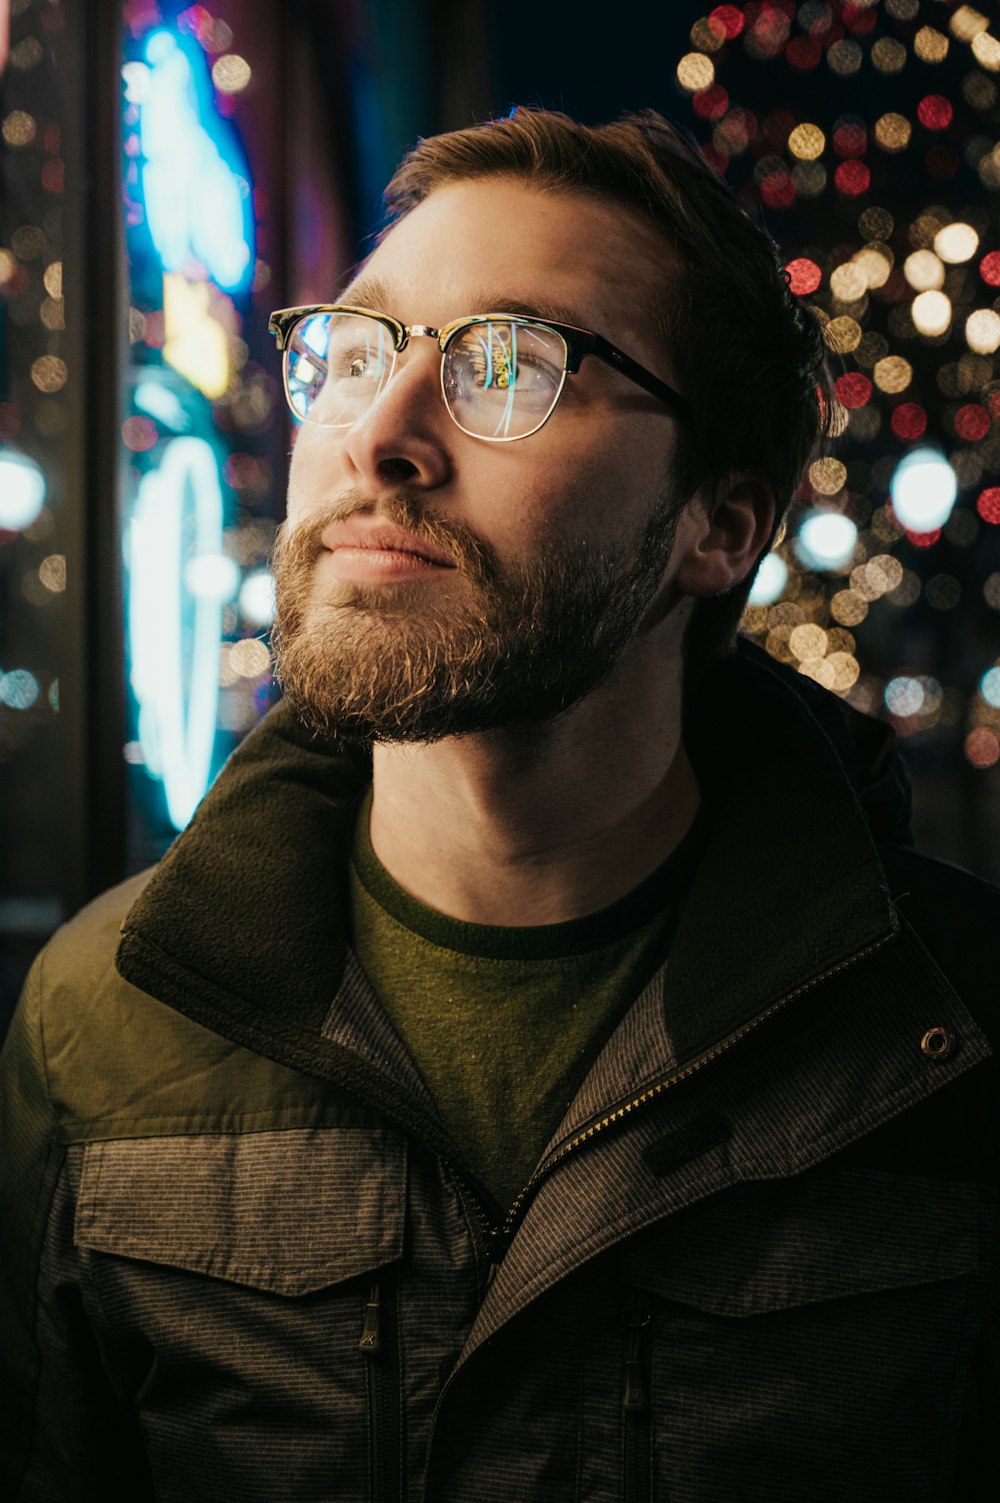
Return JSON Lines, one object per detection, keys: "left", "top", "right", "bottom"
{"left": 336, "top": 275, "right": 590, "bottom": 332}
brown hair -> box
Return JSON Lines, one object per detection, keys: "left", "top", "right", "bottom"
{"left": 375, "top": 105, "right": 837, "bottom": 668}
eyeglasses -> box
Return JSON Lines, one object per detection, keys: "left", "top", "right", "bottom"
{"left": 268, "top": 304, "right": 691, "bottom": 443}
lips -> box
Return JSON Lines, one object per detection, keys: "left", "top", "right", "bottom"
{"left": 320, "top": 519, "right": 456, "bottom": 567}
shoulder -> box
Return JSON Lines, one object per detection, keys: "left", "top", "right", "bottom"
{"left": 13, "top": 872, "right": 362, "bottom": 1140}
{"left": 880, "top": 842, "right": 1000, "bottom": 1048}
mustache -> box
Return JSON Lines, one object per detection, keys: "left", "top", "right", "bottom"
{"left": 271, "top": 492, "right": 500, "bottom": 585}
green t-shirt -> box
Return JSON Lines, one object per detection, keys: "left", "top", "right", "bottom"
{"left": 349, "top": 791, "right": 705, "bottom": 1212}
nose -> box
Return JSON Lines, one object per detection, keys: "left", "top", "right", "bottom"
{"left": 340, "top": 337, "right": 452, "bottom": 493}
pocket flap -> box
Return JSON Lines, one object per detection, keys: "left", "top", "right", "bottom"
{"left": 620, "top": 1167, "right": 979, "bottom": 1316}
{"left": 75, "top": 1127, "right": 406, "bottom": 1296}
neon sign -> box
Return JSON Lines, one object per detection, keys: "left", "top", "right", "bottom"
{"left": 138, "top": 28, "right": 254, "bottom": 294}
{"left": 127, "top": 436, "right": 224, "bottom": 829}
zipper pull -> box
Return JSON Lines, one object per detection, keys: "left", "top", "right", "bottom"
{"left": 622, "top": 1292, "right": 651, "bottom": 1411}
{"left": 359, "top": 1281, "right": 382, "bottom": 1354}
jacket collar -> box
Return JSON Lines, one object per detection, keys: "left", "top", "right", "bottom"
{"left": 116, "top": 640, "right": 900, "bottom": 1129}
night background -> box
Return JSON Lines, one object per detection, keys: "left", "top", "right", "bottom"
{"left": 1, "top": 0, "right": 999, "bottom": 1028}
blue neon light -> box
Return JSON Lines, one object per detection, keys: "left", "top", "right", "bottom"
{"left": 138, "top": 29, "right": 254, "bottom": 294}
{"left": 128, "top": 435, "right": 224, "bottom": 830}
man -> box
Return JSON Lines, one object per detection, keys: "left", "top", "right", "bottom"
{"left": 1, "top": 106, "right": 997, "bottom": 1501}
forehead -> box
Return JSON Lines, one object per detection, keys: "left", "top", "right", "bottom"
{"left": 346, "top": 177, "right": 676, "bottom": 345}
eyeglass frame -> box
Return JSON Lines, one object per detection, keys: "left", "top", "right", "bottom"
{"left": 267, "top": 303, "right": 692, "bottom": 442}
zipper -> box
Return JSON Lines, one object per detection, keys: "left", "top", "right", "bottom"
{"left": 487, "top": 926, "right": 897, "bottom": 1261}
{"left": 622, "top": 1291, "right": 652, "bottom": 1503}
{"left": 360, "top": 1278, "right": 402, "bottom": 1503}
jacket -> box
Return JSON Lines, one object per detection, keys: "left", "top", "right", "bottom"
{"left": 1, "top": 638, "right": 998, "bottom": 1502}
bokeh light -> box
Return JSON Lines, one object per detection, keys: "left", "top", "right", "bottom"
{"left": 795, "top": 511, "right": 859, "bottom": 570}
{"left": 891, "top": 448, "right": 958, "bottom": 532}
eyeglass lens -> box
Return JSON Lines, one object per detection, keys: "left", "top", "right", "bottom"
{"left": 284, "top": 311, "right": 568, "bottom": 440}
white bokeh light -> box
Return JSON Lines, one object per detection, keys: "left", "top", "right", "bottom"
{"left": 890, "top": 447, "right": 957, "bottom": 532}
{"left": 239, "top": 569, "right": 276, "bottom": 626}
{"left": 184, "top": 553, "right": 241, "bottom": 601}
{"left": 748, "top": 552, "right": 788, "bottom": 605}
{"left": 795, "top": 511, "right": 858, "bottom": 571}
{"left": 0, "top": 451, "right": 46, "bottom": 530}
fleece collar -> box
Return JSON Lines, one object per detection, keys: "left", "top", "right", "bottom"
{"left": 116, "top": 640, "right": 901, "bottom": 1120}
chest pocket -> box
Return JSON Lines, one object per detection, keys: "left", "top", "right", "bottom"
{"left": 73, "top": 1128, "right": 406, "bottom": 1500}
{"left": 619, "top": 1164, "right": 979, "bottom": 1315}
{"left": 616, "top": 1166, "right": 984, "bottom": 1502}
{"left": 75, "top": 1126, "right": 405, "bottom": 1294}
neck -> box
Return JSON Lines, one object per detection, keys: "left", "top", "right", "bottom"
{"left": 367, "top": 619, "right": 700, "bottom": 927}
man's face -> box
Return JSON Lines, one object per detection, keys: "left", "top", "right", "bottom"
{"left": 273, "top": 176, "right": 691, "bottom": 743}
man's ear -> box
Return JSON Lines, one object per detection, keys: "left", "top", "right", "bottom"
{"left": 672, "top": 473, "right": 776, "bottom": 599}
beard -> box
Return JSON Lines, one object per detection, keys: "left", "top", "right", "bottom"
{"left": 271, "top": 484, "right": 682, "bottom": 746}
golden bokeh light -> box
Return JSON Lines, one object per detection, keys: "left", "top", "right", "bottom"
{"left": 2, "top": 110, "right": 36, "bottom": 146}
{"left": 826, "top": 653, "right": 861, "bottom": 692}
{"left": 912, "top": 289, "right": 952, "bottom": 336}
{"left": 809, "top": 457, "right": 848, "bottom": 495}
{"left": 914, "top": 26, "right": 949, "bottom": 62}
{"left": 859, "top": 207, "right": 894, "bottom": 241}
{"left": 873, "top": 113, "right": 911, "bottom": 153}
{"left": 690, "top": 17, "right": 726, "bottom": 51}
{"left": 10, "top": 36, "right": 43, "bottom": 70}
{"left": 11, "top": 225, "right": 46, "bottom": 260}
{"left": 43, "top": 261, "right": 62, "bottom": 298}
{"left": 829, "top": 264, "right": 867, "bottom": 303}
{"left": 788, "top": 123, "right": 825, "bottom": 161}
{"left": 676, "top": 52, "right": 715, "bottom": 91}
{"left": 872, "top": 38, "right": 907, "bottom": 73}
{"left": 934, "top": 222, "right": 979, "bottom": 263}
{"left": 38, "top": 555, "right": 66, "bottom": 593}
{"left": 966, "top": 308, "right": 1000, "bottom": 354}
{"left": 30, "top": 356, "right": 68, "bottom": 393}
{"left": 40, "top": 297, "right": 65, "bottom": 331}
{"left": 211, "top": 55, "right": 252, "bottom": 94}
{"left": 823, "top": 314, "right": 862, "bottom": 351}
{"left": 972, "top": 31, "right": 1000, "bottom": 70}
{"left": 904, "top": 249, "right": 945, "bottom": 291}
{"left": 789, "top": 624, "right": 828, "bottom": 661}
{"left": 873, "top": 354, "right": 913, "bottom": 392}
{"left": 0, "top": 249, "right": 16, "bottom": 286}
{"left": 798, "top": 658, "right": 837, "bottom": 691}
{"left": 229, "top": 639, "right": 271, "bottom": 677}
{"left": 828, "top": 40, "right": 862, "bottom": 76}
{"left": 951, "top": 6, "right": 989, "bottom": 42}
{"left": 854, "top": 245, "right": 893, "bottom": 289}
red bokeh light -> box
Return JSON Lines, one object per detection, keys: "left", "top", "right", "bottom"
{"left": 760, "top": 172, "right": 796, "bottom": 209}
{"left": 693, "top": 85, "right": 730, "bottom": 121}
{"left": 701, "top": 144, "right": 729, "bottom": 175}
{"left": 892, "top": 403, "right": 927, "bottom": 439}
{"left": 879, "top": 268, "right": 909, "bottom": 304}
{"left": 709, "top": 4, "right": 744, "bottom": 37}
{"left": 835, "top": 373, "right": 872, "bottom": 409}
{"left": 832, "top": 119, "right": 867, "bottom": 158}
{"left": 917, "top": 95, "right": 953, "bottom": 131}
{"left": 986, "top": 389, "right": 1000, "bottom": 422}
{"left": 905, "top": 528, "right": 941, "bottom": 548}
{"left": 890, "top": 402, "right": 926, "bottom": 438}
{"left": 979, "top": 251, "right": 1000, "bottom": 287}
{"left": 977, "top": 488, "right": 1000, "bottom": 524}
{"left": 121, "top": 417, "right": 158, "bottom": 453}
{"left": 954, "top": 404, "right": 991, "bottom": 441}
{"left": 787, "top": 36, "right": 822, "bottom": 69}
{"left": 842, "top": 3, "right": 878, "bottom": 33}
{"left": 965, "top": 728, "right": 1000, "bottom": 769}
{"left": 834, "top": 160, "right": 870, "bottom": 196}
{"left": 41, "top": 160, "right": 64, "bottom": 194}
{"left": 785, "top": 257, "right": 823, "bottom": 295}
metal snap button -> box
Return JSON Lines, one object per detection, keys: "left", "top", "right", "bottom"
{"left": 921, "top": 1026, "right": 955, "bottom": 1062}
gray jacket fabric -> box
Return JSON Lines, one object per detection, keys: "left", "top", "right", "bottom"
{"left": 1, "top": 639, "right": 998, "bottom": 1502}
